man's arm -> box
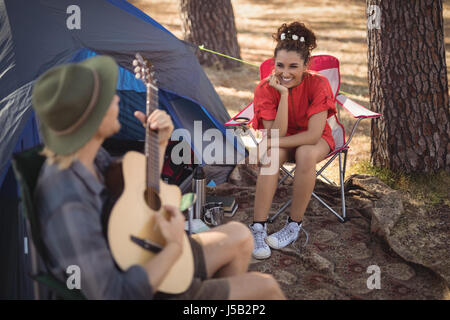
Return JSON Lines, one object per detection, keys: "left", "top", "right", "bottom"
{"left": 141, "top": 205, "right": 184, "bottom": 290}
{"left": 43, "top": 200, "right": 155, "bottom": 300}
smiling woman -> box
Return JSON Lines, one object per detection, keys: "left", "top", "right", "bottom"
{"left": 249, "top": 21, "right": 338, "bottom": 260}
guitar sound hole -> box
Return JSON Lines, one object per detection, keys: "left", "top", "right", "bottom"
{"left": 144, "top": 188, "right": 161, "bottom": 211}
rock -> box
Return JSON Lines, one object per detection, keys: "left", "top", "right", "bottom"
{"left": 384, "top": 263, "right": 416, "bottom": 281}
{"left": 351, "top": 175, "right": 404, "bottom": 239}
{"left": 349, "top": 174, "right": 450, "bottom": 286}
{"left": 386, "top": 204, "right": 450, "bottom": 285}
{"left": 345, "top": 276, "right": 373, "bottom": 295}
{"left": 315, "top": 229, "right": 338, "bottom": 243}
{"left": 228, "top": 164, "right": 259, "bottom": 186}
{"left": 348, "top": 242, "right": 373, "bottom": 260}
{"left": 273, "top": 270, "right": 298, "bottom": 285}
{"left": 300, "top": 249, "right": 335, "bottom": 274}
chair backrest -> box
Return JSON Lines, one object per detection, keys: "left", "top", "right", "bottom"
{"left": 12, "top": 146, "right": 86, "bottom": 300}
{"left": 259, "top": 55, "right": 341, "bottom": 98}
{"left": 12, "top": 145, "right": 48, "bottom": 262}
{"left": 227, "top": 55, "right": 346, "bottom": 151}
{"left": 308, "top": 55, "right": 345, "bottom": 150}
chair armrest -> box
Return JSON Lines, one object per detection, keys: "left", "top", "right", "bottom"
{"left": 336, "top": 94, "right": 382, "bottom": 119}
{"left": 225, "top": 102, "right": 255, "bottom": 126}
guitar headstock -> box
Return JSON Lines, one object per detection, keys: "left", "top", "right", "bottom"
{"left": 132, "top": 53, "right": 157, "bottom": 87}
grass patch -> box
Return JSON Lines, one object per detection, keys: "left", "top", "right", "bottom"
{"left": 354, "top": 160, "right": 450, "bottom": 207}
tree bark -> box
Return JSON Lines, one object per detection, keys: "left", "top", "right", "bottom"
{"left": 367, "top": 0, "right": 450, "bottom": 173}
{"left": 180, "top": 0, "right": 241, "bottom": 69}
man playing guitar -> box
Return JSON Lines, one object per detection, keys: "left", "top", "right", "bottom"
{"left": 32, "top": 55, "right": 285, "bottom": 300}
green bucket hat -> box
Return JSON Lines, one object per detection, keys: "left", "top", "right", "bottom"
{"left": 32, "top": 55, "right": 118, "bottom": 155}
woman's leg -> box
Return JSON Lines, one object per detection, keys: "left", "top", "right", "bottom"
{"left": 290, "top": 138, "right": 330, "bottom": 222}
{"left": 253, "top": 147, "right": 291, "bottom": 222}
{"left": 265, "top": 138, "right": 330, "bottom": 250}
{"left": 250, "top": 147, "right": 292, "bottom": 259}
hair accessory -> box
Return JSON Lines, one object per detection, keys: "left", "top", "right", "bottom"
{"left": 281, "top": 32, "right": 305, "bottom": 43}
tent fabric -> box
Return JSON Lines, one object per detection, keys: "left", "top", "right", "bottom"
{"left": 0, "top": 0, "right": 246, "bottom": 188}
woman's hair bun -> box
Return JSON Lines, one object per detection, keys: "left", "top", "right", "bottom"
{"left": 273, "top": 21, "right": 317, "bottom": 64}
{"left": 273, "top": 22, "right": 317, "bottom": 51}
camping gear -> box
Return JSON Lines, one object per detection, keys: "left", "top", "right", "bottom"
{"left": 203, "top": 202, "right": 224, "bottom": 227}
{"left": 192, "top": 166, "right": 206, "bottom": 219}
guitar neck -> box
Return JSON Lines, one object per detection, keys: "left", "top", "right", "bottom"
{"left": 146, "top": 83, "right": 160, "bottom": 193}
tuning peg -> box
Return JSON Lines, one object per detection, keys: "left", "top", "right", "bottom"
{"left": 150, "top": 71, "right": 155, "bottom": 77}
{"left": 132, "top": 59, "right": 138, "bottom": 66}
{"left": 135, "top": 73, "right": 141, "bottom": 79}
{"left": 134, "top": 66, "right": 141, "bottom": 74}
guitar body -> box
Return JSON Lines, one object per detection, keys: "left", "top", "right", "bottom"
{"left": 107, "top": 151, "right": 194, "bottom": 294}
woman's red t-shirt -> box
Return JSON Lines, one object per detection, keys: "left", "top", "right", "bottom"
{"left": 252, "top": 70, "right": 337, "bottom": 151}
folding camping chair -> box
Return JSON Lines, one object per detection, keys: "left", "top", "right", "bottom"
{"left": 12, "top": 145, "right": 86, "bottom": 300}
{"left": 225, "top": 55, "right": 382, "bottom": 223}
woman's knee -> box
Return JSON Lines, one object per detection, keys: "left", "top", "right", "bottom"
{"left": 260, "top": 147, "right": 290, "bottom": 170}
{"left": 295, "top": 146, "right": 317, "bottom": 172}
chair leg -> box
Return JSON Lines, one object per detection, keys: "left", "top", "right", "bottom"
{"left": 269, "top": 150, "right": 350, "bottom": 224}
{"left": 339, "top": 151, "right": 347, "bottom": 221}
{"left": 342, "top": 149, "right": 348, "bottom": 181}
{"left": 317, "top": 171, "right": 336, "bottom": 186}
{"left": 308, "top": 151, "right": 348, "bottom": 223}
{"left": 25, "top": 220, "right": 40, "bottom": 300}
{"left": 268, "top": 199, "right": 291, "bottom": 223}
{"left": 278, "top": 165, "right": 295, "bottom": 186}
{"left": 311, "top": 192, "right": 345, "bottom": 222}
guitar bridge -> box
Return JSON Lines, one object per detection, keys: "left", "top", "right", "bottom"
{"left": 130, "top": 235, "right": 163, "bottom": 253}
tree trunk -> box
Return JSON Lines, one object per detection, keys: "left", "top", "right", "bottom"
{"left": 180, "top": 0, "right": 241, "bottom": 69}
{"left": 367, "top": 0, "right": 450, "bottom": 173}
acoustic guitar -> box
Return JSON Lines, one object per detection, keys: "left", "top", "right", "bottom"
{"left": 107, "top": 53, "right": 194, "bottom": 294}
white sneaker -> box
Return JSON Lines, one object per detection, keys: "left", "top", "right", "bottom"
{"left": 249, "top": 223, "right": 271, "bottom": 259}
{"left": 266, "top": 218, "right": 301, "bottom": 249}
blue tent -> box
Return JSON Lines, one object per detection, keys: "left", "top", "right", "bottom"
{"left": 0, "top": 0, "right": 245, "bottom": 298}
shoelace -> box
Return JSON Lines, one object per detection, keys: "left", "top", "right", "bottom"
{"left": 252, "top": 227, "right": 267, "bottom": 248}
{"left": 251, "top": 228, "right": 265, "bottom": 248}
{"left": 277, "top": 223, "right": 309, "bottom": 248}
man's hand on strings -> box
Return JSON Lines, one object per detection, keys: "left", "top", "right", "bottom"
{"left": 134, "top": 109, "right": 174, "bottom": 145}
